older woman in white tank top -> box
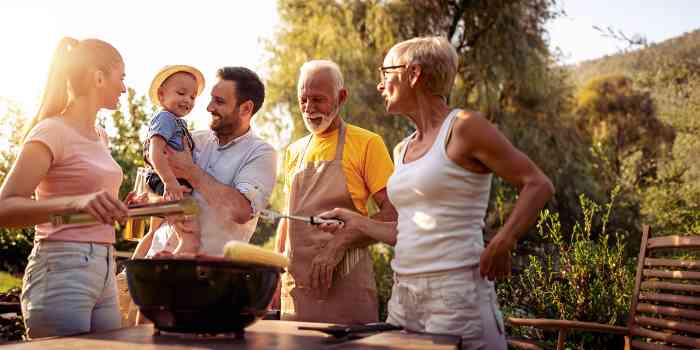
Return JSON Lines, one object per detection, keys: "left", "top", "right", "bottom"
{"left": 318, "top": 37, "right": 554, "bottom": 349}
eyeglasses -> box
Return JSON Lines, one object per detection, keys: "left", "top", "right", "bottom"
{"left": 378, "top": 64, "right": 407, "bottom": 83}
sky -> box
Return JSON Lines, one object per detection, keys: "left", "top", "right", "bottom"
{"left": 547, "top": 0, "right": 700, "bottom": 64}
{"left": 1, "top": 1, "right": 699, "bottom": 132}
{"left": 0, "top": 0, "right": 279, "bottom": 131}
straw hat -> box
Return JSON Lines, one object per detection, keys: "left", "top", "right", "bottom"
{"left": 149, "top": 65, "right": 205, "bottom": 106}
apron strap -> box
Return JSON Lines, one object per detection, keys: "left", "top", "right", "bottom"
{"left": 334, "top": 121, "right": 346, "bottom": 161}
{"left": 296, "top": 134, "right": 314, "bottom": 173}
{"left": 296, "top": 119, "right": 346, "bottom": 172}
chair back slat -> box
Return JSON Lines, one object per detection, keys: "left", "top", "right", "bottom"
{"left": 645, "top": 258, "right": 700, "bottom": 269}
{"left": 647, "top": 236, "right": 700, "bottom": 249}
{"left": 635, "top": 315, "right": 700, "bottom": 334}
{"left": 643, "top": 269, "right": 700, "bottom": 280}
{"left": 639, "top": 292, "right": 700, "bottom": 306}
{"left": 641, "top": 281, "right": 700, "bottom": 294}
{"left": 631, "top": 339, "right": 690, "bottom": 350}
{"left": 631, "top": 326, "right": 700, "bottom": 348}
{"left": 637, "top": 303, "right": 700, "bottom": 320}
{"left": 631, "top": 226, "right": 700, "bottom": 349}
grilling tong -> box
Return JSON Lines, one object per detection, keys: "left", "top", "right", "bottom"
{"left": 259, "top": 209, "right": 343, "bottom": 227}
{"left": 49, "top": 197, "right": 200, "bottom": 226}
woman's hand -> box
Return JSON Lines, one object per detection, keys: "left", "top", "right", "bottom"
{"left": 479, "top": 232, "right": 516, "bottom": 281}
{"left": 69, "top": 190, "right": 128, "bottom": 225}
{"left": 317, "top": 208, "right": 398, "bottom": 246}
{"left": 316, "top": 208, "right": 361, "bottom": 233}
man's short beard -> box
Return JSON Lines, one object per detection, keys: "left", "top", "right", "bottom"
{"left": 211, "top": 105, "right": 241, "bottom": 138}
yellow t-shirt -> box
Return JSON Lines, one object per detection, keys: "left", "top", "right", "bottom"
{"left": 283, "top": 123, "right": 394, "bottom": 215}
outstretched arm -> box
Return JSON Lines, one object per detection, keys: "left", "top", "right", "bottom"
{"left": 317, "top": 208, "right": 398, "bottom": 246}
{"left": 325, "top": 189, "right": 397, "bottom": 250}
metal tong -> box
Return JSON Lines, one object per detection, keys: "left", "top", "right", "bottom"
{"left": 50, "top": 197, "right": 200, "bottom": 226}
{"left": 259, "top": 209, "right": 343, "bottom": 227}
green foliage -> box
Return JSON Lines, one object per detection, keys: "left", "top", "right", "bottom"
{"left": 0, "top": 272, "right": 22, "bottom": 292}
{"left": 0, "top": 228, "right": 33, "bottom": 275}
{"left": 498, "top": 191, "right": 635, "bottom": 349}
{"left": 570, "top": 29, "right": 700, "bottom": 235}
{"left": 102, "top": 88, "right": 152, "bottom": 246}
{"left": 0, "top": 99, "right": 34, "bottom": 274}
{"left": 264, "top": 0, "right": 607, "bottom": 243}
{"left": 370, "top": 244, "right": 394, "bottom": 321}
{"left": 104, "top": 88, "right": 152, "bottom": 200}
{"left": 575, "top": 74, "right": 675, "bottom": 187}
{"left": 262, "top": 0, "right": 413, "bottom": 149}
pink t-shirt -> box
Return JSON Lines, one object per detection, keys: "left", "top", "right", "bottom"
{"left": 25, "top": 117, "right": 123, "bottom": 244}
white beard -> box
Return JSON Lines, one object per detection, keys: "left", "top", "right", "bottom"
{"left": 303, "top": 104, "right": 339, "bottom": 135}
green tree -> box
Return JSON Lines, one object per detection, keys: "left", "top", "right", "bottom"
{"left": 0, "top": 98, "right": 34, "bottom": 274}
{"left": 261, "top": 0, "right": 613, "bottom": 321}
{"left": 102, "top": 88, "right": 153, "bottom": 200}
{"left": 100, "top": 88, "right": 153, "bottom": 247}
{"left": 575, "top": 75, "right": 675, "bottom": 186}
{"left": 263, "top": 0, "right": 610, "bottom": 239}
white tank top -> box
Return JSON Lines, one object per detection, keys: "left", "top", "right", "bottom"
{"left": 387, "top": 109, "right": 492, "bottom": 274}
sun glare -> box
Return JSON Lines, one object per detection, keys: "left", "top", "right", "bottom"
{"left": 0, "top": 7, "right": 58, "bottom": 115}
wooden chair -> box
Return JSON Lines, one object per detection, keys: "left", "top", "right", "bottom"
{"left": 507, "top": 225, "right": 700, "bottom": 350}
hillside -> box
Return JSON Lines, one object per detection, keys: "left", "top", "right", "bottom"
{"left": 569, "top": 28, "right": 700, "bottom": 86}
{"left": 568, "top": 28, "right": 700, "bottom": 234}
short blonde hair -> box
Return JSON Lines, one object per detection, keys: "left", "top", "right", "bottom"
{"left": 389, "top": 36, "right": 458, "bottom": 98}
{"left": 298, "top": 60, "right": 344, "bottom": 96}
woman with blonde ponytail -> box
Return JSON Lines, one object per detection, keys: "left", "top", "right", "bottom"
{"left": 0, "top": 37, "right": 131, "bottom": 338}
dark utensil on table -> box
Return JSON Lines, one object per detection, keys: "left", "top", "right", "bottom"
{"left": 299, "top": 322, "right": 403, "bottom": 338}
{"left": 124, "top": 258, "right": 281, "bottom": 335}
{"left": 260, "top": 208, "right": 343, "bottom": 226}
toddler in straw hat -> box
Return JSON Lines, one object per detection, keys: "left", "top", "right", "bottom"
{"left": 141, "top": 65, "right": 205, "bottom": 256}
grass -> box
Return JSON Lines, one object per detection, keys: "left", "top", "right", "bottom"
{"left": 0, "top": 271, "right": 22, "bottom": 292}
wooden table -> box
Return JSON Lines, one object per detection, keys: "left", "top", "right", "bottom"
{"left": 1, "top": 320, "right": 461, "bottom": 349}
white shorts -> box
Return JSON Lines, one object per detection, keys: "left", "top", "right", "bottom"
{"left": 386, "top": 266, "right": 507, "bottom": 350}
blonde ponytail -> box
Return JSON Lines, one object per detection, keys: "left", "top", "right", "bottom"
{"left": 22, "top": 37, "right": 78, "bottom": 141}
{"left": 22, "top": 37, "right": 122, "bottom": 141}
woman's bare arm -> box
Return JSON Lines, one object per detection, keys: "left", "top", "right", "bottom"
{"left": 449, "top": 111, "right": 554, "bottom": 280}
{"left": 0, "top": 142, "right": 127, "bottom": 227}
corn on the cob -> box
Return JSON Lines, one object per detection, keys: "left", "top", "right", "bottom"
{"left": 224, "top": 241, "right": 289, "bottom": 268}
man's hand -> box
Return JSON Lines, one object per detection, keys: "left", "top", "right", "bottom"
{"left": 165, "top": 148, "right": 196, "bottom": 181}
{"left": 479, "top": 232, "right": 516, "bottom": 281}
{"left": 309, "top": 239, "right": 346, "bottom": 299}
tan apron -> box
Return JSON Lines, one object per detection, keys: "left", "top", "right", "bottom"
{"left": 281, "top": 122, "right": 378, "bottom": 324}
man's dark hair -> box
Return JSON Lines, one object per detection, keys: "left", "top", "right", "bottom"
{"left": 217, "top": 66, "right": 265, "bottom": 115}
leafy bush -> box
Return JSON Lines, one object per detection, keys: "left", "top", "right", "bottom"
{"left": 370, "top": 244, "right": 394, "bottom": 321}
{"left": 0, "top": 227, "right": 33, "bottom": 275}
{"left": 498, "top": 191, "right": 635, "bottom": 349}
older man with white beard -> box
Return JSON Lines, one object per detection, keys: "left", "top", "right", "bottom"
{"left": 274, "top": 60, "right": 396, "bottom": 324}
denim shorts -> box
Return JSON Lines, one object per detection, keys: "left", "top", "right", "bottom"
{"left": 20, "top": 240, "right": 120, "bottom": 338}
{"left": 386, "top": 266, "right": 506, "bottom": 350}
